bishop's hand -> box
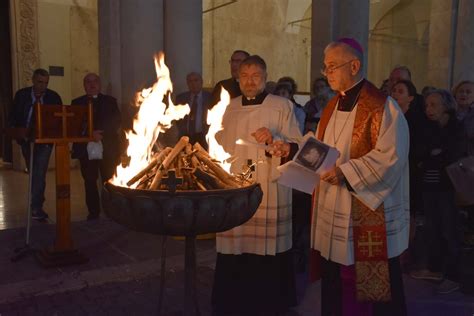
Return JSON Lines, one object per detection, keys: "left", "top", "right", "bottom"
{"left": 321, "top": 167, "right": 344, "bottom": 185}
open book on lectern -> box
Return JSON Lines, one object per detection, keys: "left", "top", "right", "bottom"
{"left": 277, "top": 134, "right": 339, "bottom": 194}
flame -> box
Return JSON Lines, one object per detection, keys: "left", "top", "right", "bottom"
{"left": 206, "top": 87, "right": 231, "bottom": 172}
{"left": 111, "top": 52, "right": 190, "bottom": 187}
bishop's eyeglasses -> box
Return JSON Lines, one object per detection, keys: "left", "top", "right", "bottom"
{"left": 320, "top": 59, "right": 356, "bottom": 76}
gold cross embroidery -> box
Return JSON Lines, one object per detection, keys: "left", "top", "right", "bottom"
{"left": 357, "top": 231, "right": 383, "bottom": 258}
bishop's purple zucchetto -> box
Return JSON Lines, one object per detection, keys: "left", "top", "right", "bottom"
{"left": 336, "top": 37, "right": 363, "bottom": 55}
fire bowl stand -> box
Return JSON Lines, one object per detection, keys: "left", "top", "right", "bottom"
{"left": 101, "top": 182, "right": 263, "bottom": 316}
{"left": 157, "top": 235, "right": 201, "bottom": 315}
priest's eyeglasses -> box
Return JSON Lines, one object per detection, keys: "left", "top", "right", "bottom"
{"left": 321, "top": 59, "right": 356, "bottom": 76}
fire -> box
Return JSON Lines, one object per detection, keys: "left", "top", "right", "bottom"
{"left": 112, "top": 52, "right": 190, "bottom": 187}
{"left": 206, "top": 87, "right": 231, "bottom": 173}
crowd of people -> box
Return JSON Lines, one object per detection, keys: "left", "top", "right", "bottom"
{"left": 7, "top": 37, "right": 474, "bottom": 315}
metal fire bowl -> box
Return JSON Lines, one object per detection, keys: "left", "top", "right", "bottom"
{"left": 101, "top": 182, "right": 263, "bottom": 236}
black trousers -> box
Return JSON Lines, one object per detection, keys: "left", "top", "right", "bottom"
{"left": 79, "top": 157, "right": 117, "bottom": 216}
{"left": 292, "top": 190, "right": 312, "bottom": 273}
{"left": 212, "top": 251, "right": 296, "bottom": 315}
{"left": 321, "top": 256, "right": 407, "bottom": 316}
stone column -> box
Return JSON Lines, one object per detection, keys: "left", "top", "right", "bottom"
{"left": 9, "top": 0, "right": 40, "bottom": 170}
{"left": 9, "top": 0, "right": 40, "bottom": 92}
{"left": 164, "top": 0, "right": 202, "bottom": 95}
{"left": 98, "top": 0, "right": 122, "bottom": 102}
{"left": 426, "top": 0, "right": 454, "bottom": 89}
{"left": 453, "top": 0, "right": 474, "bottom": 84}
{"left": 120, "top": 0, "right": 164, "bottom": 111}
{"left": 99, "top": 0, "right": 164, "bottom": 128}
{"left": 310, "top": 0, "right": 369, "bottom": 86}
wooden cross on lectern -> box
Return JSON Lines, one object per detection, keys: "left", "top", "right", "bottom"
{"left": 34, "top": 100, "right": 94, "bottom": 267}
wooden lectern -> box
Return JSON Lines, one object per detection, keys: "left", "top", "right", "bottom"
{"left": 34, "top": 101, "right": 93, "bottom": 267}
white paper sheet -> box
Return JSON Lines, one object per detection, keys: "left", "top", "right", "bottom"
{"left": 276, "top": 134, "right": 339, "bottom": 194}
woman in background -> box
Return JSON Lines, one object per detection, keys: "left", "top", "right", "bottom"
{"left": 410, "top": 89, "right": 466, "bottom": 294}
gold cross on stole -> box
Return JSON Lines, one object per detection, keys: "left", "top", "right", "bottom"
{"left": 357, "top": 231, "right": 383, "bottom": 258}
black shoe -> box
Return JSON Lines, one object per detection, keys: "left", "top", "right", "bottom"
{"left": 32, "top": 209, "right": 49, "bottom": 221}
{"left": 87, "top": 213, "right": 100, "bottom": 221}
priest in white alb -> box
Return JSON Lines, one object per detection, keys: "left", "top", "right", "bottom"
{"left": 212, "top": 55, "right": 303, "bottom": 315}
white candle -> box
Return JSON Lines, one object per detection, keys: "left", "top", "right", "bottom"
{"left": 235, "top": 138, "right": 272, "bottom": 151}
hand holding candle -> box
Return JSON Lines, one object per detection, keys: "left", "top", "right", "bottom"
{"left": 235, "top": 139, "right": 290, "bottom": 157}
{"left": 251, "top": 127, "right": 273, "bottom": 144}
{"left": 236, "top": 139, "right": 272, "bottom": 151}
{"left": 268, "top": 140, "right": 290, "bottom": 158}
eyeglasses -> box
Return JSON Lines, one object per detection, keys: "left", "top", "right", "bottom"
{"left": 320, "top": 59, "right": 356, "bottom": 76}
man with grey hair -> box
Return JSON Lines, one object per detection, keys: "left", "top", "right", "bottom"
{"left": 212, "top": 55, "right": 302, "bottom": 315}
{"left": 9, "top": 68, "right": 63, "bottom": 221}
{"left": 311, "top": 38, "right": 409, "bottom": 315}
{"left": 71, "top": 73, "right": 122, "bottom": 220}
{"left": 388, "top": 65, "right": 412, "bottom": 92}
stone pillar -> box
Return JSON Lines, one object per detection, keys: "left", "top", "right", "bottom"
{"left": 453, "top": 0, "right": 474, "bottom": 84}
{"left": 98, "top": 0, "right": 122, "bottom": 102}
{"left": 120, "top": 0, "right": 164, "bottom": 111}
{"left": 99, "top": 0, "right": 164, "bottom": 127}
{"left": 310, "top": 0, "right": 369, "bottom": 87}
{"left": 9, "top": 0, "right": 40, "bottom": 171}
{"left": 164, "top": 0, "right": 202, "bottom": 95}
{"left": 9, "top": 0, "right": 40, "bottom": 92}
{"left": 426, "top": 0, "right": 454, "bottom": 89}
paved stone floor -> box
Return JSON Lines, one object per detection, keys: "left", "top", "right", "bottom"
{"left": 0, "top": 165, "right": 473, "bottom": 315}
{"left": 0, "top": 164, "right": 88, "bottom": 229}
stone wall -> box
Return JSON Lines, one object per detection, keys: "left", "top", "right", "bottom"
{"left": 203, "top": 0, "right": 312, "bottom": 92}
{"left": 368, "top": 0, "right": 432, "bottom": 90}
{"left": 37, "top": 0, "right": 98, "bottom": 103}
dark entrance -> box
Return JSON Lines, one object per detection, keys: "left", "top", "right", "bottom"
{"left": 0, "top": 1, "right": 13, "bottom": 162}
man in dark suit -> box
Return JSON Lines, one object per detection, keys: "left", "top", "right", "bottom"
{"left": 175, "top": 72, "right": 213, "bottom": 149}
{"left": 9, "top": 68, "right": 62, "bottom": 220}
{"left": 71, "top": 73, "right": 122, "bottom": 220}
{"left": 211, "top": 50, "right": 250, "bottom": 105}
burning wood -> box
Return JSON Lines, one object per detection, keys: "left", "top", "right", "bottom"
{"left": 125, "top": 137, "right": 252, "bottom": 191}
{"left": 192, "top": 143, "right": 242, "bottom": 188}
{"left": 126, "top": 147, "right": 172, "bottom": 187}
{"left": 149, "top": 136, "right": 190, "bottom": 189}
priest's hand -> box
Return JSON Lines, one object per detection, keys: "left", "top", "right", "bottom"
{"left": 251, "top": 127, "right": 273, "bottom": 144}
{"left": 321, "top": 167, "right": 344, "bottom": 185}
{"left": 268, "top": 140, "right": 290, "bottom": 158}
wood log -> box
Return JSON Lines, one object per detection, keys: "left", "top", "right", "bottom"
{"left": 150, "top": 136, "right": 189, "bottom": 189}
{"left": 181, "top": 171, "right": 192, "bottom": 190}
{"left": 193, "top": 167, "right": 232, "bottom": 190}
{"left": 126, "top": 147, "right": 172, "bottom": 187}
{"left": 193, "top": 143, "right": 211, "bottom": 157}
{"left": 176, "top": 153, "right": 184, "bottom": 177}
{"left": 193, "top": 143, "right": 240, "bottom": 188}
{"left": 194, "top": 177, "right": 207, "bottom": 191}
{"left": 185, "top": 144, "right": 200, "bottom": 169}
{"left": 136, "top": 170, "right": 156, "bottom": 189}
